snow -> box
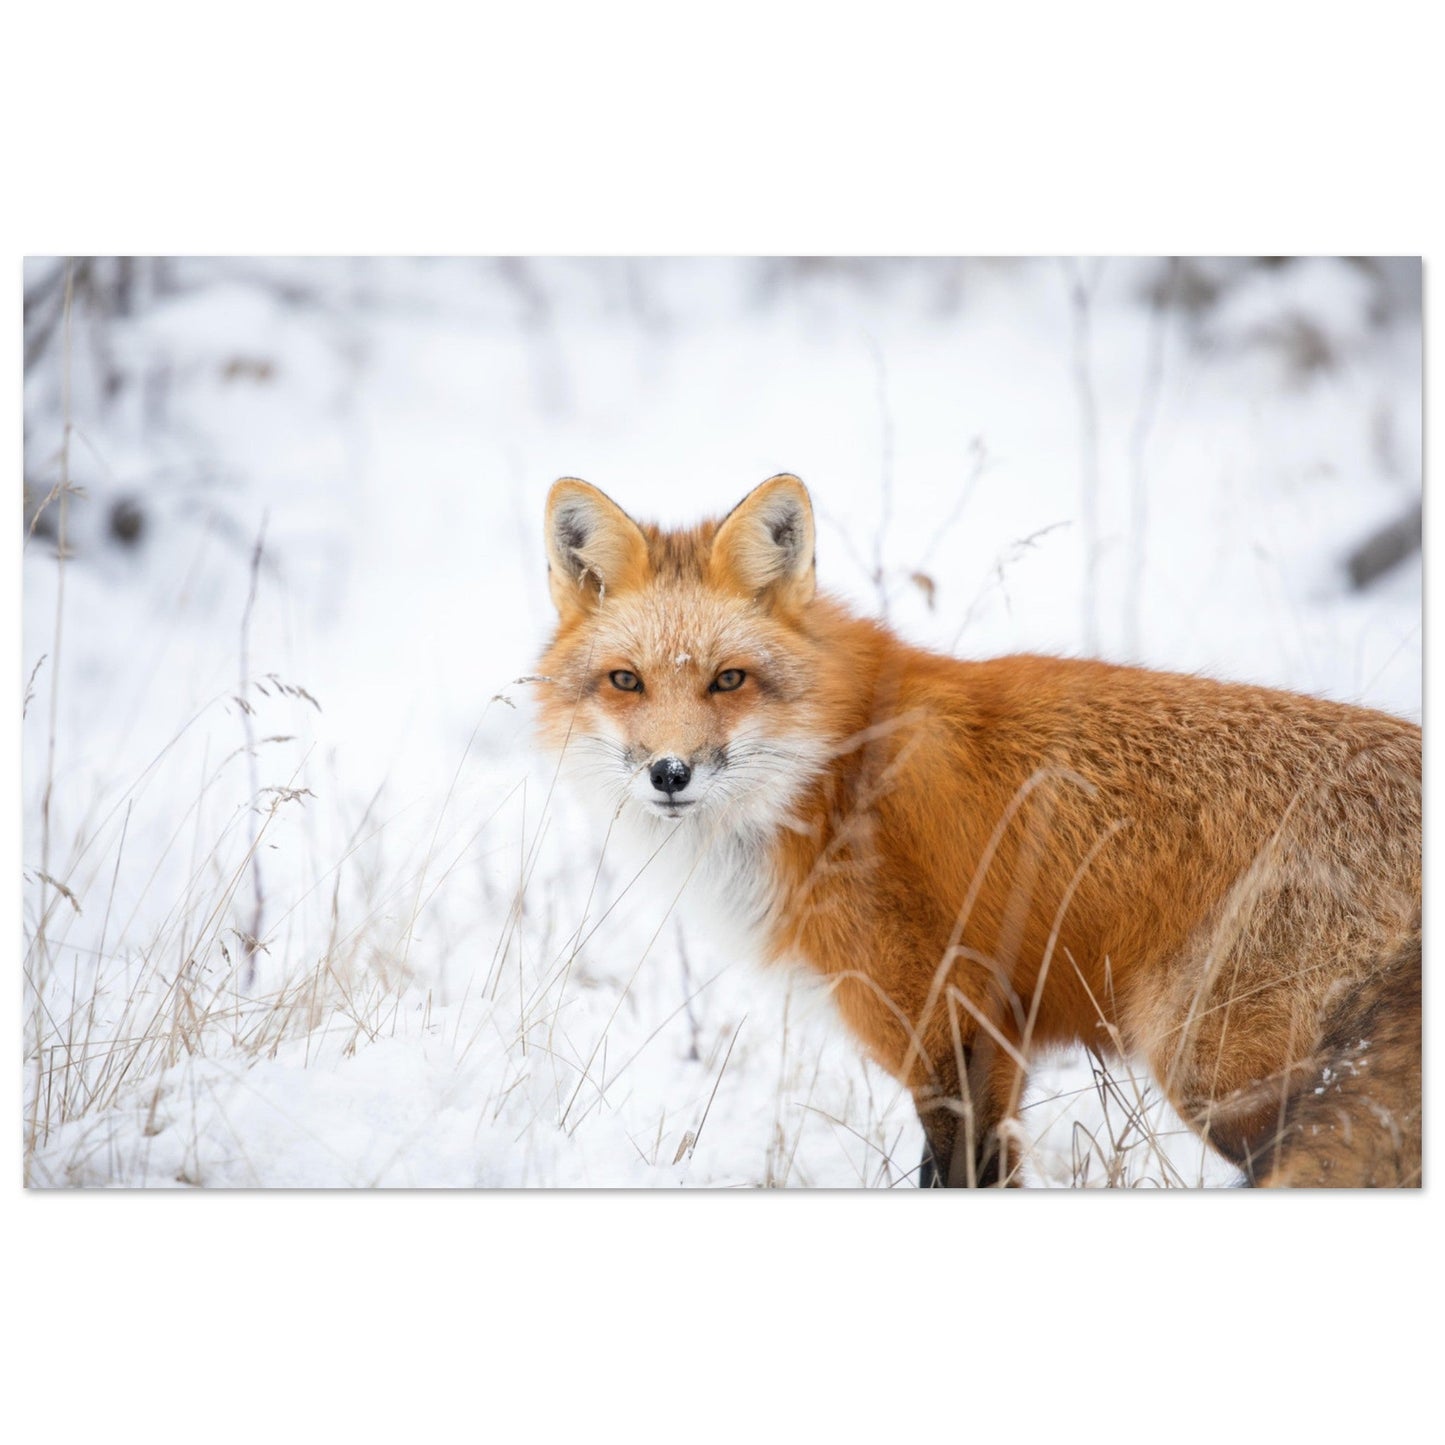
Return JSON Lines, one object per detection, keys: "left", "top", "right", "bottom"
{"left": 22, "top": 256, "right": 1421, "bottom": 1189}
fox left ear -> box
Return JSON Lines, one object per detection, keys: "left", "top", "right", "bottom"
{"left": 711, "top": 474, "right": 816, "bottom": 608}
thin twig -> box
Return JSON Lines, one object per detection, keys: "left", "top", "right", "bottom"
{"left": 864, "top": 332, "right": 896, "bottom": 620}
{"left": 239, "top": 515, "right": 269, "bottom": 987}
{"left": 1063, "top": 258, "right": 1105, "bottom": 654}
{"left": 28, "top": 263, "right": 76, "bottom": 1157}
{"left": 1125, "top": 260, "right": 1174, "bottom": 657}
{"left": 687, "top": 1015, "right": 747, "bottom": 1163}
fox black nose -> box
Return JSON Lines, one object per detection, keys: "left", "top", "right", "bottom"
{"left": 649, "top": 757, "right": 692, "bottom": 795}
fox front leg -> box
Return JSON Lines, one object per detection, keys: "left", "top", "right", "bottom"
{"left": 914, "top": 1044, "right": 1018, "bottom": 1188}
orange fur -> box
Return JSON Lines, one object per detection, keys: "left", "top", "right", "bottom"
{"left": 536, "top": 476, "right": 1422, "bottom": 1187}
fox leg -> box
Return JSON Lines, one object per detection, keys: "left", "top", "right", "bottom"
{"left": 1173, "top": 933, "right": 1422, "bottom": 1187}
{"left": 914, "top": 1040, "right": 1022, "bottom": 1188}
{"left": 1241, "top": 934, "right": 1422, "bottom": 1188}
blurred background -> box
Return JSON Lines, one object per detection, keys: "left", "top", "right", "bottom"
{"left": 21, "top": 257, "right": 1422, "bottom": 1187}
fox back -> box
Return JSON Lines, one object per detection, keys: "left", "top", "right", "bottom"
{"left": 536, "top": 475, "right": 1422, "bottom": 1187}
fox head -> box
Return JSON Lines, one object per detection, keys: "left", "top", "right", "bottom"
{"left": 535, "top": 475, "right": 838, "bottom": 841}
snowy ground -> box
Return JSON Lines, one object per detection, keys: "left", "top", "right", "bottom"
{"left": 21, "top": 256, "right": 1422, "bottom": 1188}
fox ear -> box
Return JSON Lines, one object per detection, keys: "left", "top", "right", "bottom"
{"left": 545, "top": 479, "right": 650, "bottom": 617}
{"left": 712, "top": 474, "right": 816, "bottom": 607}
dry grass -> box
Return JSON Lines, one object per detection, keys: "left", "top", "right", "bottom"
{"left": 22, "top": 689, "right": 1215, "bottom": 1188}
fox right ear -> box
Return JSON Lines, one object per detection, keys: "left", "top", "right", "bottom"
{"left": 544, "top": 479, "right": 650, "bottom": 617}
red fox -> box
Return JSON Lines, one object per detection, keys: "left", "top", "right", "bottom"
{"left": 536, "top": 474, "right": 1423, "bottom": 1187}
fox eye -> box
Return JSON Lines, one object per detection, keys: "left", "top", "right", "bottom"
{"left": 711, "top": 669, "right": 746, "bottom": 693}
{"left": 609, "top": 670, "right": 643, "bottom": 692}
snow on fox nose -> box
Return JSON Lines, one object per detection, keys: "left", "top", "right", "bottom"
{"left": 649, "top": 756, "right": 692, "bottom": 796}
